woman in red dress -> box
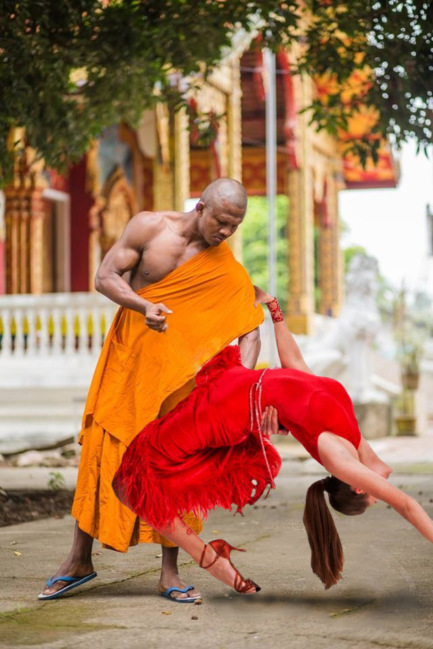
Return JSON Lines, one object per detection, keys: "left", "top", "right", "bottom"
{"left": 113, "top": 288, "right": 433, "bottom": 593}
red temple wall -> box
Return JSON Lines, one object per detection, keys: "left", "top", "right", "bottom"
{"left": 0, "top": 240, "right": 5, "bottom": 294}
{"left": 68, "top": 158, "right": 92, "bottom": 292}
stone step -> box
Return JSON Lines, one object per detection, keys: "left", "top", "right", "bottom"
{"left": 0, "top": 388, "right": 87, "bottom": 404}
{"left": 0, "top": 404, "right": 83, "bottom": 420}
{"left": 0, "top": 382, "right": 87, "bottom": 453}
{"left": 0, "top": 356, "right": 97, "bottom": 389}
{"left": 0, "top": 423, "right": 80, "bottom": 456}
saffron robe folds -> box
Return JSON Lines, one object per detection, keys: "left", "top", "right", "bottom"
{"left": 72, "top": 243, "right": 264, "bottom": 551}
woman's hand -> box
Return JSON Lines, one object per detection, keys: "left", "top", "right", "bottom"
{"left": 254, "top": 285, "right": 273, "bottom": 307}
{"left": 261, "top": 406, "right": 288, "bottom": 437}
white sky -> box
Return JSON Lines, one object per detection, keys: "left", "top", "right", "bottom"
{"left": 339, "top": 141, "right": 433, "bottom": 295}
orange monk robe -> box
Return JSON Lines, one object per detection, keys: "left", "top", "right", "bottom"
{"left": 72, "top": 243, "right": 264, "bottom": 552}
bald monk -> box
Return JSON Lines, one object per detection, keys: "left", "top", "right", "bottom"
{"left": 39, "top": 178, "right": 264, "bottom": 602}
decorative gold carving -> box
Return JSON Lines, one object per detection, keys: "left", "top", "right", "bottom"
{"left": 101, "top": 168, "right": 137, "bottom": 256}
{"left": 88, "top": 167, "right": 138, "bottom": 287}
{"left": 153, "top": 159, "right": 174, "bottom": 211}
{"left": 118, "top": 124, "right": 146, "bottom": 212}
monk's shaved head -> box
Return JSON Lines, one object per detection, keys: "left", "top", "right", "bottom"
{"left": 200, "top": 178, "right": 247, "bottom": 214}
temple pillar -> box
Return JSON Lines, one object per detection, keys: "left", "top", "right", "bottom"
{"left": 0, "top": 191, "right": 5, "bottom": 294}
{"left": 284, "top": 72, "right": 315, "bottom": 334}
{"left": 69, "top": 156, "right": 92, "bottom": 292}
{"left": 28, "top": 189, "right": 46, "bottom": 294}
{"left": 317, "top": 174, "right": 343, "bottom": 317}
{"left": 4, "top": 187, "right": 21, "bottom": 294}
{"left": 226, "top": 62, "right": 243, "bottom": 260}
{"left": 3, "top": 129, "right": 49, "bottom": 294}
{"left": 173, "top": 107, "right": 190, "bottom": 212}
{"left": 153, "top": 103, "right": 190, "bottom": 212}
{"left": 153, "top": 161, "right": 174, "bottom": 212}
{"left": 227, "top": 64, "right": 242, "bottom": 181}
{"left": 153, "top": 103, "right": 174, "bottom": 211}
{"left": 286, "top": 164, "right": 315, "bottom": 334}
{"left": 188, "top": 63, "right": 243, "bottom": 258}
{"left": 5, "top": 185, "right": 48, "bottom": 295}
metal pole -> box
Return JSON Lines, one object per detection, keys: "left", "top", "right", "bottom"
{"left": 426, "top": 203, "right": 433, "bottom": 257}
{"left": 426, "top": 203, "right": 433, "bottom": 298}
{"left": 264, "top": 48, "right": 278, "bottom": 364}
{"left": 264, "top": 48, "right": 277, "bottom": 298}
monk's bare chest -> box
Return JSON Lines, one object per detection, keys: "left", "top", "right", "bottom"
{"left": 130, "top": 231, "right": 205, "bottom": 290}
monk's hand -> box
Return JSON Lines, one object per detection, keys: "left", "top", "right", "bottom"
{"left": 261, "top": 406, "right": 279, "bottom": 437}
{"left": 145, "top": 302, "right": 173, "bottom": 332}
{"left": 261, "top": 406, "right": 288, "bottom": 437}
{"left": 254, "top": 285, "right": 273, "bottom": 307}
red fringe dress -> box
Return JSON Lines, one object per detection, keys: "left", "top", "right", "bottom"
{"left": 112, "top": 346, "right": 361, "bottom": 531}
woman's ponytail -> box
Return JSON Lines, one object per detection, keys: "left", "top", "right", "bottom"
{"left": 303, "top": 477, "right": 344, "bottom": 589}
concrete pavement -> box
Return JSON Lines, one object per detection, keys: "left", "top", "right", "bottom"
{"left": 1, "top": 437, "right": 433, "bottom": 649}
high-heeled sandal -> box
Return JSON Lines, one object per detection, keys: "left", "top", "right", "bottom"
{"left": 199, "top": 539, "right": 261, "bottom": 594}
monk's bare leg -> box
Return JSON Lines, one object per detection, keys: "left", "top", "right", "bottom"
{"left": 157, "top": 545, "right": 201, "bottom": 601}
{"left": 157, "top": 518, "right": 257, "bottom": 594}
{"left": 39, "top": 522, "right": 95, "bottom": 597}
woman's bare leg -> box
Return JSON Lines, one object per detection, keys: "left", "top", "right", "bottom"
{"left": 158, "top": 517, "right": 257, "bottom": 594}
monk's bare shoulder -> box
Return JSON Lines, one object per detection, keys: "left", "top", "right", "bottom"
{"left": 121, "top": 211, "right": 172, "bottom": 250}
{"left": 152, "top": 210, "right": 186, "bottom": 232}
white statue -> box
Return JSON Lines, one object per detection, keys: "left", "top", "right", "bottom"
{"left": 302, "top": 253, "right": 387, "bottom": 403}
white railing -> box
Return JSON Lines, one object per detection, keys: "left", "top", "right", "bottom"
{"left": 0, "top": 292, "right": 118, "bottom": 359}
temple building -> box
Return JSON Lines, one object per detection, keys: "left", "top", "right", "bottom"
{"left": 0, "top": 45, "right": 398, "bottom": 336}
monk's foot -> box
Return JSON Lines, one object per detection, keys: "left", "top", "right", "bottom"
{"left": 39, "top": 559, "right": 95, "bottom": 598}
{"left": 158, "top": 572, "right": 202, "bottom": 602}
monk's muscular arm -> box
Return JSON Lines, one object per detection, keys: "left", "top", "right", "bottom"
{"left": 95, "top": 213, "right": 171, "bottom": 331}
{"left": 239, "top": 327, "right": 261, "bottom": 369}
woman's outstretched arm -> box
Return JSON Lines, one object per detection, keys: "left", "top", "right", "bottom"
{"left": 357, "top": 437, "right": 393, "bottom": 478}
{"left": 254, "top": 286, "right": 312, "bottom": 373}
{"left": 319, "top": 434, "right": 433, "bottom": 544}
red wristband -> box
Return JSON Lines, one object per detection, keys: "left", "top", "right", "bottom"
{"left": 267, "top": 298, "right": 284, "bottom": 323}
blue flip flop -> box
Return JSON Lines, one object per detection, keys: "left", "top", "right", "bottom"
{"left": 38, "top": 571, "right": 97, "bottom": 600}
{"left": 160, "top": 585, "right": 201, "bottom": 603}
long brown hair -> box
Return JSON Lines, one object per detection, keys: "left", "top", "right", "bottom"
{"left": 303, "top": 476, "right": 368, "bottom": 589}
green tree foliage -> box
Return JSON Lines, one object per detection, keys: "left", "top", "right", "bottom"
{"left": 1, "top": 1, "right": 432, "bottom": 184}
{"left": 301, "top": 0, "right": 433, "bottom": 164}
{"left": 242, "top": 196, "right": 289, "bottom": 310}
{"left": 0, "top": 0, "right": 299, "bottom": 184}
